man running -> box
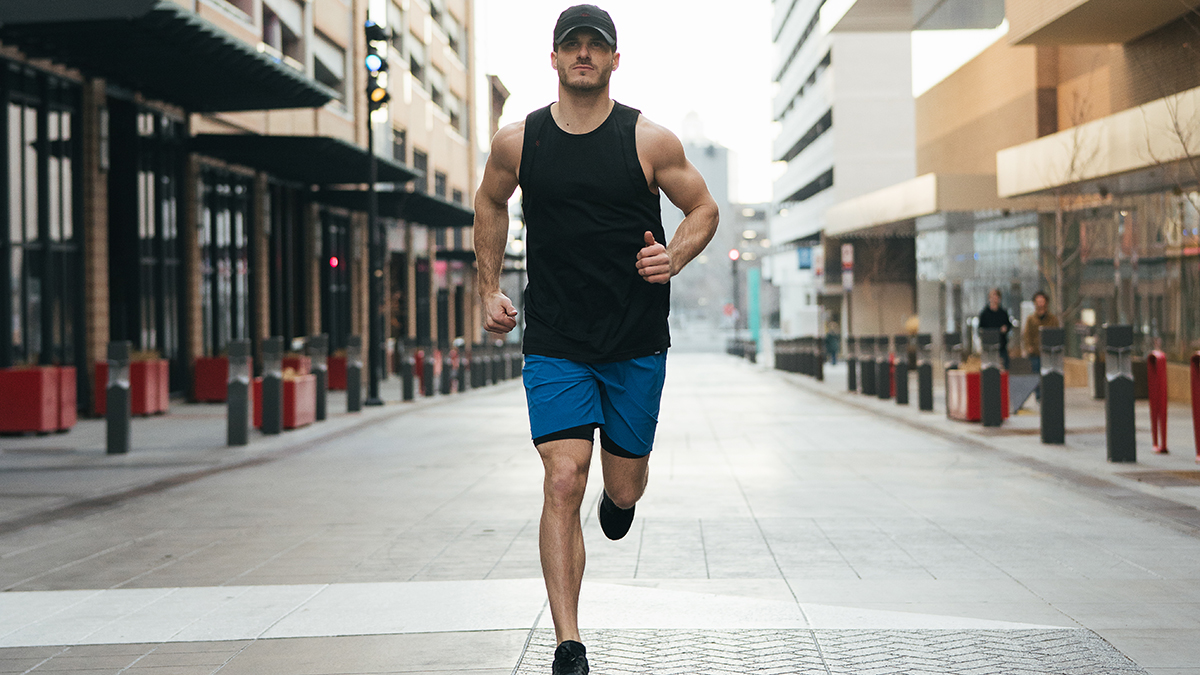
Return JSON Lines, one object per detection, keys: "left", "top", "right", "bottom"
{"left": 473, "top": 5, "right": 719, "bottom": 673}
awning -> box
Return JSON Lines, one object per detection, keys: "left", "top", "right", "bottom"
{"left": 819, "top": 0, "right": 1004, "bottom": 32}
{"left": 191, "top": 134, "right": 420, "bottom": 185}
{"left": 0, "top": 0, "right": 335, "bottom": 112}
{"left": 825, "top": 174, "right": 1033, "bottom": 237}
{"left": 1009, "top": 0, "right": 1200, "bottom": 45}
{"left": 318, "top": 190, "right": 475, "bottom": 227}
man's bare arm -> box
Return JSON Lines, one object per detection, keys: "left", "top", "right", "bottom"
{"left": 473, "top": 122, "right": 523, "bottom": 333}
{"left": 634, "top": 118, "right": 719, "bottom": 284}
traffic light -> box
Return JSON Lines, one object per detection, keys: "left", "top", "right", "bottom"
{"left": 365, "top": 21, "right": 390, "bottom": 111}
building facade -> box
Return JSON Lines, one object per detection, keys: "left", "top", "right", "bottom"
{"left": 0, "top": 0, "right": 478, "bottom": 415}
{"left": 767, "top": 0, "right": 917, "bottom": 339}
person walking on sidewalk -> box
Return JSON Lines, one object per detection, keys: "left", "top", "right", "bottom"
{"left": 978, "top": 288, "right": 1014, "bottom": 370}
{"left": 1022, "top": 290, "right": 1059, "bottom": 398}
{"left": 472, "top": 5, "right": 719, "bottom": 674}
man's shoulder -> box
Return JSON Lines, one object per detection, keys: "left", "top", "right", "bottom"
{"left": 632, "top": 112, "right": 684, "bottom": 165}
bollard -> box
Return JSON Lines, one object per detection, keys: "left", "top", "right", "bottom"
{"left": 847, "top": 337, "right": 858, "bottom": 392}
{"left": 106, "top": 341, "right": 132, "bottom": 455}
{"left": 815, "top": 336, "right": 824, "bottom": 382}
{"left": 346, "top": 335, "right": 363, "bottom": 412}
{"left": 876, "top": 336, "right": 891, "bottom": 401}
{"left": 226, "top": 339, "right": 252, "bottom": 446}
{"left": 423, "top": 349, "right": 435, "bottom": 396}
{"left": 860, "top": 337, "right": 877, "bottom": 396}
{"left": 917, "top": 334, "right": 933, "bottom": 411}
{"left": 309, "top": 334, "right": 329, "bottom": 421}
{"left": 261, "top": 337, "right": 284, "bottom": 433}
{"left": 1191, "top": 352, "right": 1199, "bottom": 462}
{"left": 894, "top": 335, "right": 910, "bottom": 405}
{"left": 1091, "top": 326, "right": 1107, "bottom": 400}
{"left": 458, "top": 349, "right": 469, "bottom": 392}
{"left": 440, "top": 350, "right": 452, "bottom": 395}
{"left": 1040, "top": 327, "right": 1065, "bottom": 444}
{"left": 512, "top": 350, "right": 523, "bottom": 380}
{"left": 414, "top": 349, "right": 426, "bottom": 395}
{"left": 944, "top": 332, "right": 962, "bottom": 418}
{"left": 1104, "top": 325, "right": 1136, "bottom": 463}
{"left": 1147, "top": 350, "right": 1168, "bottom": 454}
{"left": 491, "top": 347, "right": 502, "bottom": 384}
{"left": 449, "top": 347, "right": 460, "bottom": 394}
{"left": 402, "top": 346, "right": 415, "bottom": 401}
{"left": 980, "top": 328, "right": 1003, "bottom": 427}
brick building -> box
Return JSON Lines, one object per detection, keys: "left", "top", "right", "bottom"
{"left": 0, "top": 0, "right": 479, "bottom": 414}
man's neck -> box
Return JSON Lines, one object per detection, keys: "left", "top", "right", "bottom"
{"left": 552, "top": 88, "right": 614, "bottom": 135}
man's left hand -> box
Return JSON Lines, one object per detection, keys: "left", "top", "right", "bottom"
{"left": 636, "top": 231, "right": 671, "bottom": 284}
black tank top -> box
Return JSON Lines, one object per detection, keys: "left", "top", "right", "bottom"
{"left": 518, "top": 102, "right": 670, "bottom": 363}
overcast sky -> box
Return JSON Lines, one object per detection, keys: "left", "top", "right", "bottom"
{"left": 475, "top": 0, "right": 1006, "bottom": 205}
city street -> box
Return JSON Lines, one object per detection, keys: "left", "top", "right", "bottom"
{"left": 2, "top": 353, "right": 1199, "bottom": 674}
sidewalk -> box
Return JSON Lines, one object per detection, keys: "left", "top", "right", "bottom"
{"left": 0, "top": 353, "right": 1197, "bottom": 674}
{"left": 774, "top": 357, "right": 1200, "bottom": 516}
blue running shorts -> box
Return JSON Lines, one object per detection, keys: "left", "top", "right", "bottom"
{"left": 523, "top": 352, "right": 667, "bottom": 458}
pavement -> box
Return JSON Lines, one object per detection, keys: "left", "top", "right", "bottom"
{"left": 0, "top": 352, "right": 1198, "bottom": 674}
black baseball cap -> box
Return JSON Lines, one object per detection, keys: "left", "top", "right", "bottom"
{"left": 554, "top": 4, "right": 617, "bottom": 48}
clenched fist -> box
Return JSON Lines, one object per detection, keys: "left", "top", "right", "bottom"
{"left": 636, "top": 231, "right": 671, "bottom": 284}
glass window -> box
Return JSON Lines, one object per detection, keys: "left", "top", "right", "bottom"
{"left": 312, "top": 31, "right": 346, "bottom": 102}
{"left": 409, "top": 39, "right": 426, "bottom": 84}
{"left": 428, "top": 66, "right": 445, "bottom": 108}
{"left": 413, "top": 150, "right": 428, "bottom": 193}
{"left": 434, "top": 171, "right": 447, "bottom": 199}
{"left": 393, "top": 127, "right": 407, "bottom": 163}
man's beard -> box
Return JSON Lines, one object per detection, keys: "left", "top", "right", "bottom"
{"left": 558, "top": 62, "right": 611, "bottom": 93}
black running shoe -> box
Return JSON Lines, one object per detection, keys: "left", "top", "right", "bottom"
{"left": 552, "top": 639, "right": 589, "bottom": 675}
{"left": 598, "top": 490, "right": 635, "bottom": 540}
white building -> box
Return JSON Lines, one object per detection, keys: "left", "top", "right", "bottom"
{"left": 766, "top": 0, "right": 917, "bottom": 337}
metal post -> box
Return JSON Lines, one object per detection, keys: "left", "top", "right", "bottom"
{"left": 876, "top": 336, "right": 892, "bottom": 401}
{"left": 1105, "top": 324, "right": 1136, "bottom": 462}
{"left": 423, "top": 349, "right": 435, "bottom": 396}
{"left": 847, "top": 336, "right": 857, "bottom": 392}
{"left": 511, "top": 349, "right": 523, "bottom": 380}
{"left": 1040, "top": 327, "right": 1065, "bottom": 444}
{"left": 227, "top": 339, "right": 251, "bottom": 446}
{"left": 365, "top": 121, "right": 384, "bottom": 407}
{"left": 1091, "top": 325, "right": 1107, "bottom": 400}
{"left": 815, "top": 335, "right": 824, "bottom": 382}
{"left": 894, "top": 335, "right": 909, "bottom": 405}
{"left": 980, "top": 328, "right": 1003, "bottom": 427}
{"left": 261, "top": 337, "right": 284, "bottom": 434}
{"left": 106, "top": 341, "right": 131, "bottom": 455}
{"left": 917, "top": 334, "right": 933, "bottom": 411}
{"left": 943, "top": 332, "right": 962, "bottom": 417}
{"left": 346, "top": 335, "right": 363, "bottom": 412}
{"left": 440, "top": 350, "right": 452, "bottom": 395}
{"left": 309, "top": 334, "right": 328, "bottom": 421}
{"left": 401, "top": 343, "right": 415, "bottom": 401}
{"left": 860, "top": 337, "right": 876, "bottom": 396}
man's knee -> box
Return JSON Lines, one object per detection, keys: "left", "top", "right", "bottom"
{"left": 539, "top": 443, "right": 591, "bottom": 507}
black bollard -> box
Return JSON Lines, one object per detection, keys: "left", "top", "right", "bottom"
{"left": 1091, "top": 325, "right": 1107, "bottom": 400}
{"left": 860, "top": 337, "right": 877, "bottom": 396}
{"left": 491, "top": 348, "right": 501, "bottom": 384}
{"left": 227, "top": 339, "right": 251, "bottom": 446}
{"left": 346, "top": 336, "right": 363, "bottom": 411}
{"left": 402, "top": 346, "right": 415, "bottom": 401}
{"left": 917, "top": 334, "right": 934, "bottom": 411}
{"left": 815, "top": 336, "right": 824, "bottom": 382}
{"left": 876, "top": 336, "right": 892, "bottom": 401}
{"left": 847, "top": 337, "right": 858, "bottom": 392}
{"left": 894, "top": 335, "right": 909, "bottom": 405}
{"left": 980, "top": 328, "right": 1003, "bottom": 427}
{"left": 1040, "top": 327, "right": 1065, "bottom": 444}
{"left": 440, "top": 350, "right": 452, "bottom": 395}
{"left": 261, "top": 337, "right": 284, "bottom": 434}
{"left": 309, "top": 334, "right": 329, "bottom": 421}
{"left": 512, "top": 350, "right": 523, "bottom": 380}
{"left": 1104, "top": 324, "right": 1136, "bottom": 462}
{"left": 106, "top": 341, "right": 132, "bottom": 455}
{"left": 423, "top": 350, "right": 435, "bottom": 396}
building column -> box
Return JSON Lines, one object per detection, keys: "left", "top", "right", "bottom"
{"left": 406, "top": 221, "right": 416, "bottom": 341}
{"left": 81, "top": 78, "right": 109, "bottom": 414}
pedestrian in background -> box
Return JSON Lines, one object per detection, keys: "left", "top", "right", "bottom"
{"left": 978, "top": 288, "right": 1013, "bottom": 370}
{"left": 472, "top": 5, "right": 720, "bottom": 674}
{"left": 825, "top": 321, "right": 840, "bottom": 365}
{"left": 1022, "top": 290, "right": 1059, "bottom": 397}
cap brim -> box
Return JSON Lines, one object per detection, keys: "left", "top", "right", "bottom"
{"left": 554, "top": 24, "right": 616, "bottom": 46}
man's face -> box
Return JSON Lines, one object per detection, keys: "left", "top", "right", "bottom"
{"left": 989, "top": 291, "right": 1001, "bottom": 310}
{"left": 1035, "top": 295, "right": 1047, "bottom": 314}
{"left": 552, "top": 28, "right": 619, "bottom": 93}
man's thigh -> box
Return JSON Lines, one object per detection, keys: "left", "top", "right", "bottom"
{"left": 593, "top": 352, "right": 667, "bottom": 458}
{"left": 524, "top": 355, "right": 604, "bottom": 445}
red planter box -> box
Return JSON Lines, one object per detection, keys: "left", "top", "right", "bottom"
{"left": 95, "top": 360, "right": 169, "bottom": 416}
{"left": 0, "top": 366, "right": 58, "bottom": 433}
{"left": 284, "top": 375, "right": 316, "bottom": 429}
{"left": 328, "top": 355, "right": 347, "bottom": 390}
{"left": 947, "top": 370, "right": 1010, "bottom": 422}
{"left": 58, "top": 366, "right": 77, "bottom": 431}
{"left": 282, "top": 355, "right": 311, "bottom": 376}
{"left": 252, "top": 375, "right": 315, "bottom": 429}
{"left": 194, "top": 356, "right": 229, "bottom": 402}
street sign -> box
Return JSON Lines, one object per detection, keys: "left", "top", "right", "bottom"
{"left": 813, "top": 245, "right": 824, "bottom": 280}
{"left": 841, "top": 243, "right": 853, "bottom": 290}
